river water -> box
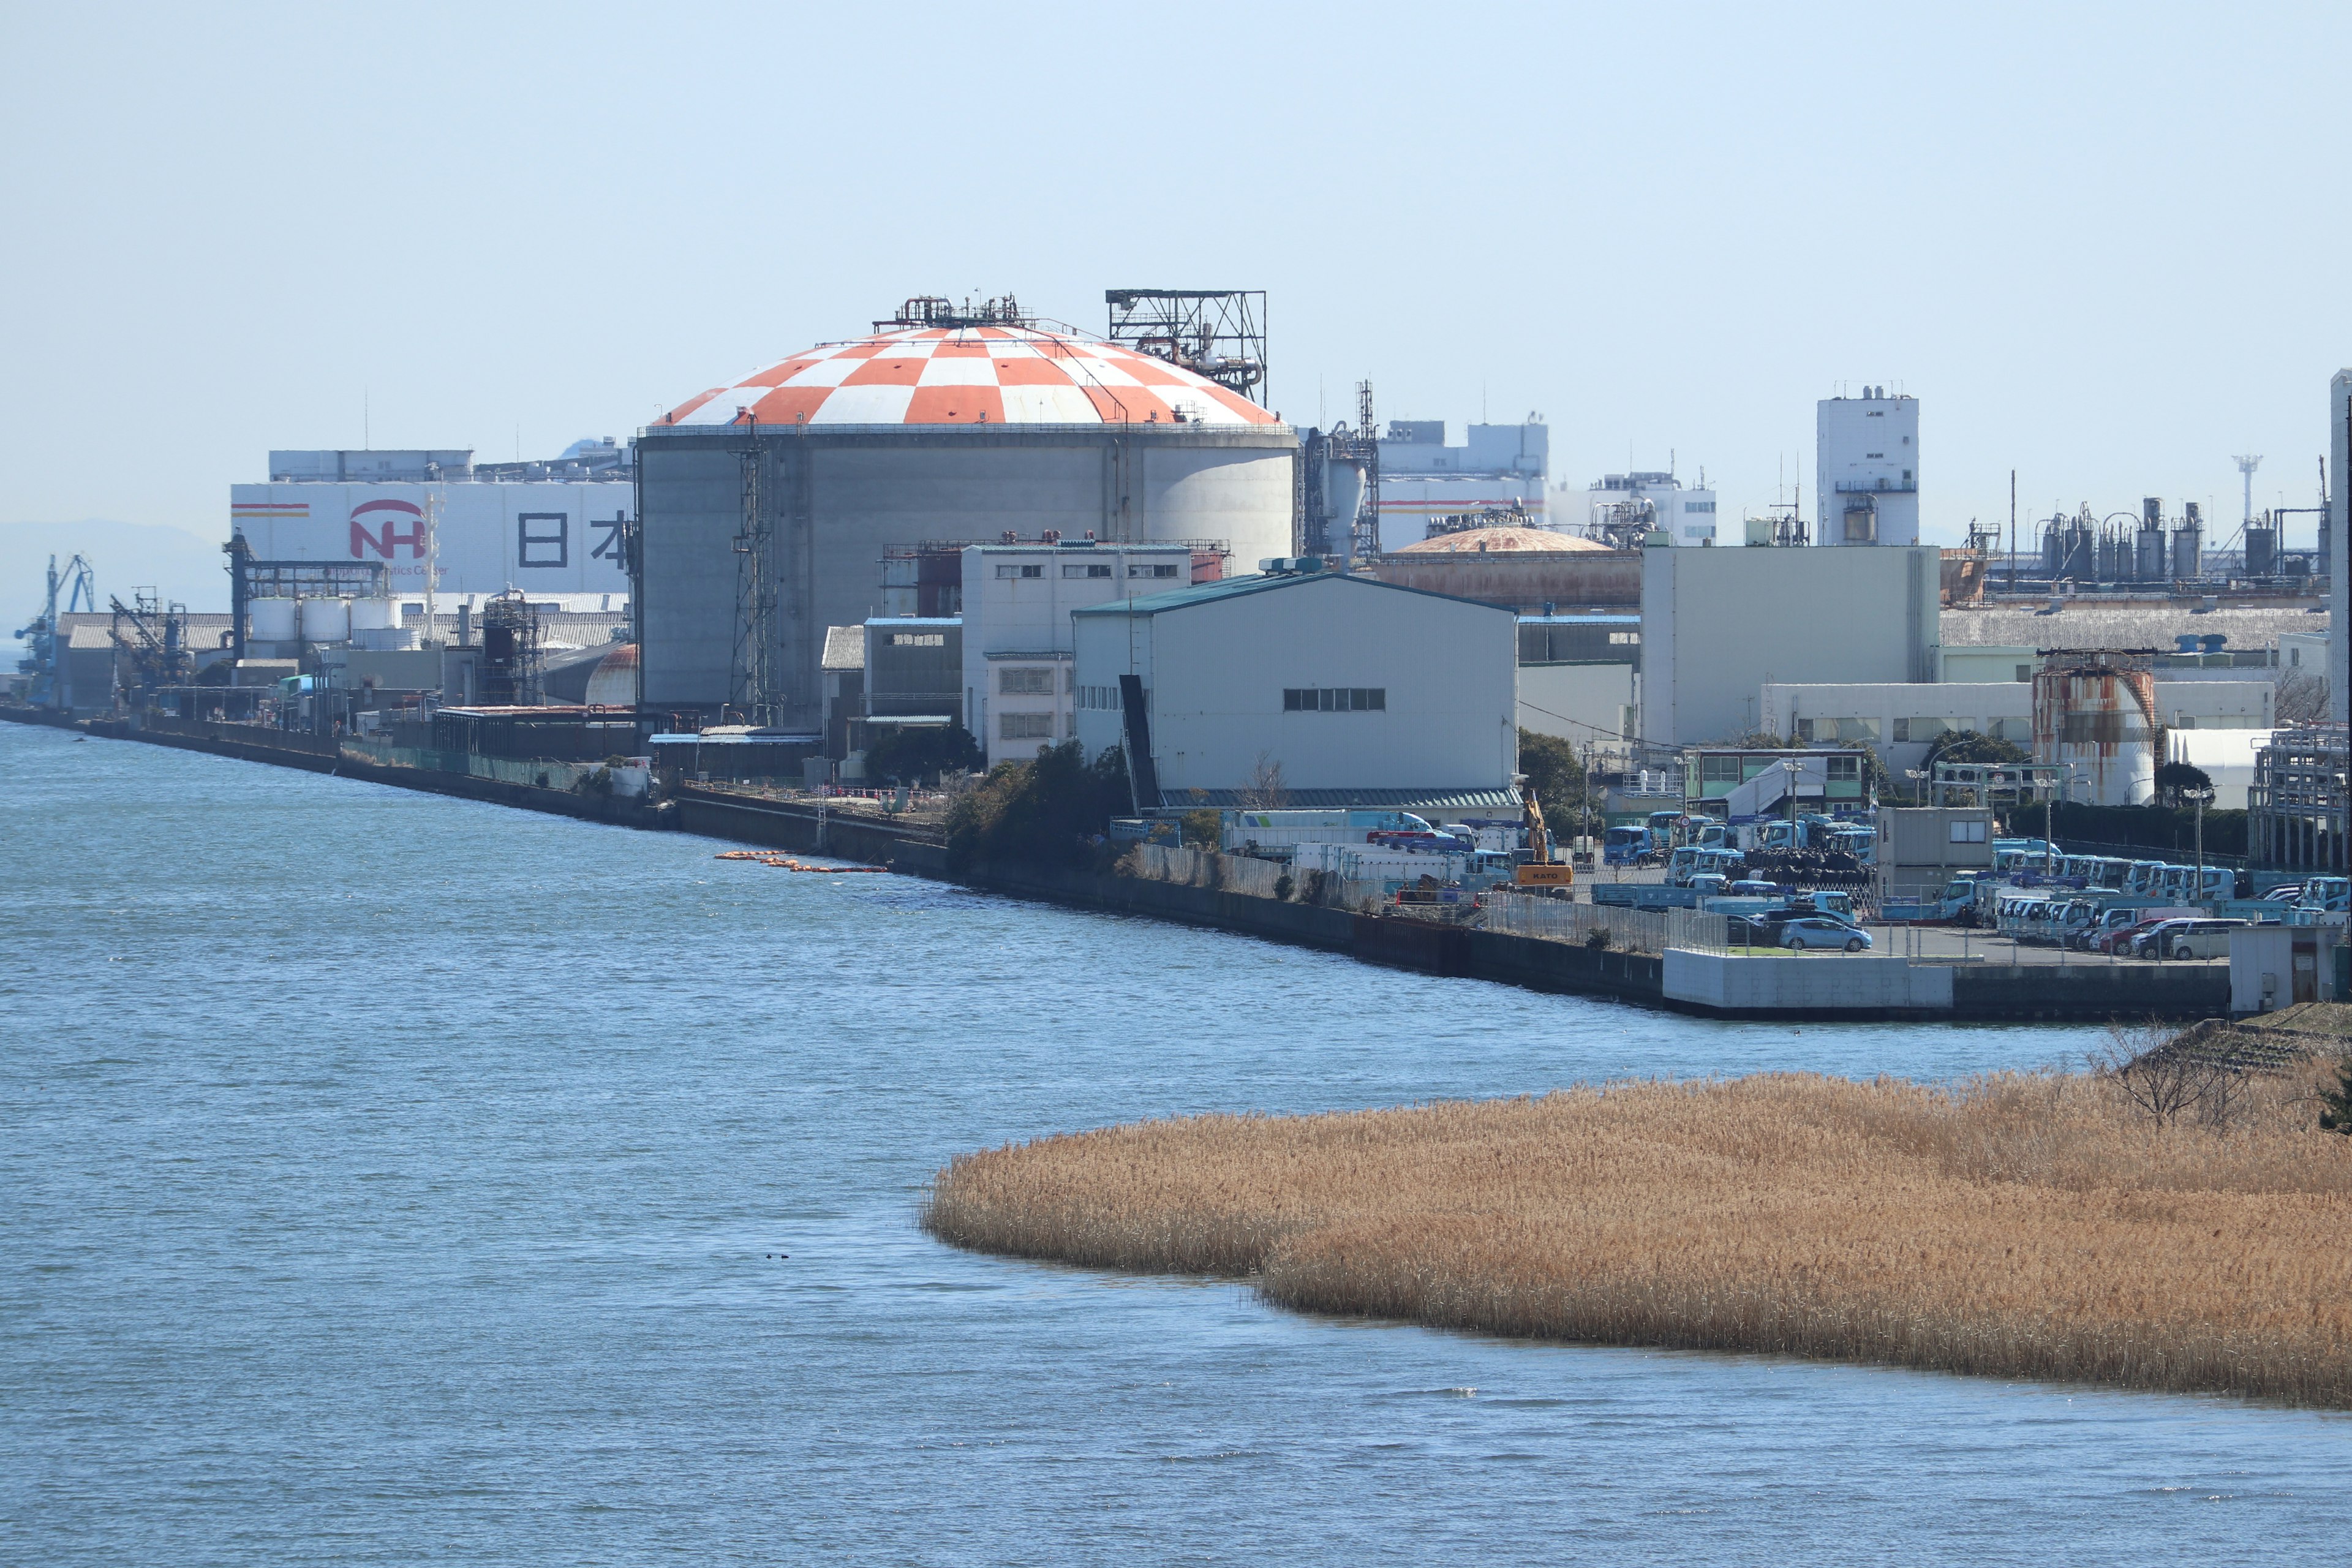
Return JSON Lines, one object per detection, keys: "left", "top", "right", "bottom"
{"left": 4, "top": 721, "right": 2345, "bottom": 1564}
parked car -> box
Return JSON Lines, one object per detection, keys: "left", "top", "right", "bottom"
{"left": 1782, "top": 918, "right": 1872, "bottom": 953}
{"left": 2094, "top": 911, "right": 2196, "bottom": 956}
{"left": 2150, "top": 918, "right": 2253, "bottom": 961}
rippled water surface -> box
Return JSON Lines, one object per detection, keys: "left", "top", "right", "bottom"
{"left": 4, "top": 722, "right": 2345, "bottom": 1564}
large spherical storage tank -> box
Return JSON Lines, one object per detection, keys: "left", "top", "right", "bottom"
{"left": 635, "top": 321, "right": 1297, "bottom": 722}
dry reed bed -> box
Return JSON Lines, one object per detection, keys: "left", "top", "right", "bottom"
{"left": 925, "top": 1068, "right": 2352, "bottom": 1406}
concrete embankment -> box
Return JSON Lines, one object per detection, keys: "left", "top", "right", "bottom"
{"left": 4, "top": 707, "right": 2229, "bottom": 1021}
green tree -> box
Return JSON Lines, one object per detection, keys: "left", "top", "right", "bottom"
{"left": 1517, "top": 728, "right": 1585, "bottom": 820}
{"left": 2154, "top": 760, "right": 2213, "bottom": 807}
{"left": 1924, "top": 729, "right": 2030, "bottom": 769}
{"left": 943, "top": 742, "right": 1131, "bottom": 873}
{"left": 864, "top": 723, "right": 983, "bottom": 783}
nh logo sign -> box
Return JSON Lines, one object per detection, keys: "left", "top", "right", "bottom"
{"left": 349, "top": 499, "right": 426, "bottom": 559}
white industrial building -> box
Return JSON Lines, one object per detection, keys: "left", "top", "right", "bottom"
{"left": 1817, "top": 388, "right": 1919, "bottom": 546}
{"left": 1759, "top": 679, "right": 2275, "bottom": 782}
{"left": 231, "top": 448, "right": 635, "bottom": 603}
{"left": 959, "top": 540, "right": 1200, "bottom": 767}
{"left": 1641, "top": 545, "right": 1941, "bottom": 745}
{"left": 1573, "top": 471, "right": 1719, "bottom": 547}
{"left": 1373, "top": 420, "right": 1548, "bottom": 551}
{"left": 1071, "top": 567, "right": 1518, "bottom": 809}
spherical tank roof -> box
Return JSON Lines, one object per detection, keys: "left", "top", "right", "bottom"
{"left": 658, "top": 326, "right": 1280, "bottom": 430}
{"left": 1392, "top": 527, "right": 1613, "bottom": 555}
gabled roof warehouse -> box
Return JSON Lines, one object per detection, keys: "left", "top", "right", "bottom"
{"left": 1071, "top": 568, "right": 1519, "bottom": 810}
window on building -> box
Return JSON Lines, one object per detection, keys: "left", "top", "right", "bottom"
{"left": 1282, "top": 687, "right": 1386, "bottom": 712}
{"left": 1700, "top": 755, "right": 1742, "bottom": 785}
{"left": 995, "top": 564, "right": 1044, "bottom": 579}
{"left": 1825, "top": 718, "right": 1880, "bottom": 742}
{"left": 2015, "top": 664, "right": 2032, "bottom": 682}
{"left": 1000, "top": 712, "right": 1055, "bottom": 739}
{"left": 1128, "top": 564, "right": 1179, "bottom": 579}
{"left": 1825, "top": 755, "right": 1861, "bottom": 782}
{"left": 998, "top": 667, "right": 1054, "bottom": 695}
{"left": 1607, "top": 630, "right": 1639, "bottom": 644}
{"left": 889, "top": 632, "right": 945, "bottom": 647}
{"left": 1948, "top": 820, "right": 1988, "bottom": 844}
{"left": 1063, "top": 564, "right": 1112, "bottom": 578}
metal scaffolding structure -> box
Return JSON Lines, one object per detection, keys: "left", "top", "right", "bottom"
{"left": 2248, "top": 726, "right": 2349, "bottom": 871}
{"left": 477, "top": 592, "right": 545, "bottom": 708}
{"left": 1102, "top": 288, "right": 1267, "bottom": 401}
{"left": 731, "top": 425, "right": 778, "bottom": 726}
{"left": 222, "top": 535, "right": 388, "bottom": 662}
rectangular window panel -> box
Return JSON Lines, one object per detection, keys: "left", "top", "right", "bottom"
{"left": 995, "top": 564, "right": 1044, "bottom": 579}
{"left": 1129, "top": 564, "right": 1179, "bottom": 578}
{"left": 999, "top": 668, "right": 1054, "bottom": 695}
{"left": 517, "top": 513, "right": 568, "bottom": 568}
{"left": 1063, "top": 564, "right": 1113, "bottom": 578}
{"left": 1000, "top": 712, "right": 1054, "bottom": 739}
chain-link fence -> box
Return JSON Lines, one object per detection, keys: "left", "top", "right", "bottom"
{"left": 1480, "top": 893, "right": 1730, "bottom": 955}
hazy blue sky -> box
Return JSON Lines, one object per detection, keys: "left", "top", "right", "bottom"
{"left": 5, "top": 0, "right": 2349, "bottom": 593}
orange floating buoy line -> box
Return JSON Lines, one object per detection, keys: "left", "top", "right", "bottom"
{"left": 712, "top": 850, "right": 888, "bottom": 873}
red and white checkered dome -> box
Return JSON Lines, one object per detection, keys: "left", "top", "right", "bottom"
{"left": 658, "top": 326, "right": 1278, "bottom": 429}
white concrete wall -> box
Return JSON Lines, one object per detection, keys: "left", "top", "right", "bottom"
{"left": 1643, "top": 546, "right": 1940, "bottom": 745}
{"left": 1074, "top": 573, "right": 1517, "bottom": 794}
{"left": 1662, "top": 950, "right": 1954, "bottom": 1010}
{"left": 2156, "top": 679, "right": 2272, "bottom": 731}
{"left": 1518, "top": 663, "right": 1635, "bottom": 745}
{"left": 1939, "top": 645, "right": 2035, "bottom": 683}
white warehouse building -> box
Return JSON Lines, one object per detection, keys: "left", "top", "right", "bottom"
{"left": 1071, "top": 567, "right": 1520, "bottom": 810}
{"left": 1642, "top": 545, "right": 1942, "bottom": 745}
{"left": 959, "top": 539, "right": 1201, "bottom": 768}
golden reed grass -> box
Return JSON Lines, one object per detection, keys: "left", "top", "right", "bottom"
{"left": 925, "top": 1066, "right": 2352, "bottom": 1406}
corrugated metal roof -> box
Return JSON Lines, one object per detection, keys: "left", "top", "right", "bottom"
{"left": 1157, "top": 786, "right": 1521, "bottom": 810}
{"left": 821, "top": 625, "right": 865, "bottom": 670}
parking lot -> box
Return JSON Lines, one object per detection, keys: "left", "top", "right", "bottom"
{"left": 1574, "top": 865, "right": 2226, "bottom": 968}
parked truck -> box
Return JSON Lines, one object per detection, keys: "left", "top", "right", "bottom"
{"left": 1223, "top": 809, "right": 1436, "bottom": 858}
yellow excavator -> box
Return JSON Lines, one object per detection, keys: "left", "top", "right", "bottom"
{"left": 1515, "top": 789, "right": 1575, "bottom": 888}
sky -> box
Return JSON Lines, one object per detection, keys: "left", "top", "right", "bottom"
{"left": 5, "top": 0, "right": 2350, "bottom": 616}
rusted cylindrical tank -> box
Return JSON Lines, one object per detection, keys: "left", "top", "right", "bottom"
{"left": 2033, "top": 660, "right": 2157, "bottom": 806}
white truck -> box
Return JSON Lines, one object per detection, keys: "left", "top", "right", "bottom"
{"left": 1221, "top": 809, "right": 1438, "bottom": 858}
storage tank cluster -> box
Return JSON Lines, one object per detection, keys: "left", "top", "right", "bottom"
{"left": 245, "top": 595, "right": 414, "bottom": 654}
{"left": 2037, "top": 499, "right": 2203, "bottom": 586}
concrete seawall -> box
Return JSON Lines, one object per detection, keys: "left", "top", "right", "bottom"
{"left": 4, "top": 707, "right": 2230, "bottom": 1022}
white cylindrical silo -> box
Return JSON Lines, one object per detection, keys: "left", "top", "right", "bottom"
{"left": 248, "top": 597, "right": 298, "bottom": 643}
{"left": 350, "top": 597, "right": 399, "bottom": 632}
{"left": 298, "top": 597, "right": 351, "bottom": 643}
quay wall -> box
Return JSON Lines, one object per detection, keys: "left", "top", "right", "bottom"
{"left": 1, "top": 706, "right": 2228, "bottom": 1021}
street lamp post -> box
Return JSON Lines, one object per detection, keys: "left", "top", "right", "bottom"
{"left": 2185, "top": 785, "right": 2215, "bottom": 903}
